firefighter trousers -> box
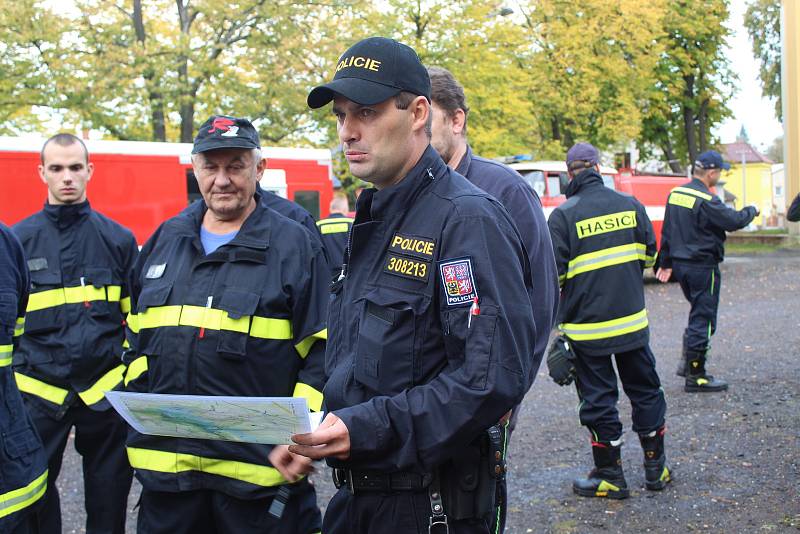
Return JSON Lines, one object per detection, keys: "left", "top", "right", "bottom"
{"left": 673, "top": 262, "right": 721, "bottom": 354}
{"left": 24, "top": 399, "right": 132, "bottom": 534}
{"left": 573, "top": 345, "right": 666, "bottom": 442}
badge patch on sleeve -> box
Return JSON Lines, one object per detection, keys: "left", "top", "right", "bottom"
{"left": 439, "top": 257, "right": 478, "bottom": 306}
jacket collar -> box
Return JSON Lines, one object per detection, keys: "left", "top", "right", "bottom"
{"left": 689, "top": 177, "right": 712, "bottom": 193}
{"left": 172, "top": 190, "right": 270, "bottom": 250}
{"left": 454, "top": 144, "right": 474, "bottom": 177}
{"left": 43, "top": 200, "right": 92, "bottom": 229}
{"left": 565, "top": 169, "right": 604, "bottom": 198}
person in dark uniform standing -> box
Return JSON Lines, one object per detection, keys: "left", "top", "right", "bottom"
{"left": 290, "top": 37, "right": 538, "bottom": 534}
{"left": 316, "top": 192, "right": 354, "bottom": 278}
{"left": 123, "top": 116, "right": 328, "bottom": 534}
{"left": 12, "top": 134, "right": 136, "bottom": 533}
{"left": 427, "top": 65, "right": 559, "bottom": 531}
{"left": 656, "top": 150, "right": 758, "bottom": 392}
{"left": 547, "top": 143, "right": 670, "bottom": 499}
{"left": 0, "top": 223, "right": 48, "bottom": 534}
{"left": 787, "top": 192, "right": 800, "bottom": 222}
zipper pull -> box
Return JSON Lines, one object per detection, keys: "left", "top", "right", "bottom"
{"left": 80, "top": 276, "right": 90, "bottom": 308}
{"left": 199, "top": 295, "right": 212, "bottom": 339}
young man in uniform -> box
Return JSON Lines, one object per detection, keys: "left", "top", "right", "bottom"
{"left": 427, "top": 65, "right": 559, "bottom": 532}
{"left": 548, "top": 143, "right": 670, "bottom": 499}
{"left": 0, "top": 223, "right": 48, "bottom": 534}
{"left": 123, "top": 116, "right": 328, "bottom": 534}
{"left": 657, "top": 150, "right": 759, "bottom": 392}
{"left": 12, "top": 134, "right": 136, "bottom": 533}
{"left": 290, "top": 37, "right": 538, "bottom": 534}
{"left": 316, "top": 192, "right": 354, "bottom": 279}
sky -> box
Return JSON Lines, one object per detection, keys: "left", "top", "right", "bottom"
{"left": 714, "top": 0, "right": 784, "bottom": 151}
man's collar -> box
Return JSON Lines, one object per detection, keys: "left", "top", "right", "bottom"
{"left": 454, "top": 144, "right": 473, "bottom": 176}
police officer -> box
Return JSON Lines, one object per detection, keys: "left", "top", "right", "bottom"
{"left": 787, "top": 192, "right": 800, "bottom": 222}
{"left": 290, "top": 37, "right": 537, "bottom": 534}
{"left": 547, "top": 143, "right": 670, "bottom": 499}
{"left": 0, "top": 222, "right": 48, "bottom": 534}
{"left": 12, "top": 134, "right": 136, "bottom": 533}
{"left": 316, "top": 192, "right": 354, "bottom": 278}
{"left": 123, "top": 116, "right": 328, "bottom": 534}
{"left": 428, "top": 65, "right": 559, "bottom": 531}
{"left": 656, "top": 150, "right": 759, "bottom": 392}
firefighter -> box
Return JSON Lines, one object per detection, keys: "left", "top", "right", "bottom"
{"left": 123, "top": 115, "right": 328, "bottom": 534}
{"left": 12, "top": 134, "right": 136, "bottom": 533}
{"left": 427, "top": 65, "right": 559, "bottom": 532}
{"left": 547, "top": 143, "right": 670, "bottom": 499}
{"left": 656, "top": 150, "right": 759, "bottom": 392}
{"left": 0, "top": 222, "right": 49, "bottom": 534}
{"left": 290, "top": 37, "right": 538, "bottom": 534}
{"left": 316, "top": 192, "right": 354, "bottom": 279}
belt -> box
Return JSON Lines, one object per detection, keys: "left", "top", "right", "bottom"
{"left": 332, "top": 468, "right": 431, "bottom": 494}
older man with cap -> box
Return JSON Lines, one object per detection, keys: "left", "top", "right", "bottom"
{"left": 547, "top": 142, "right": 670, "bottom": 499}
{"left": 657, "top": 150, "right": 759, "bottom": 392}
{"left": 289, "top": 37, "right": 538, "bottom": 533}
{"left": 122, "top": 115, "right": 329, "bottom": 534}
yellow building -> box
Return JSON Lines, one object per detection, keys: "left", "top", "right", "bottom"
{"left": 721, "top": 141, "right": 775, "bottom": 227}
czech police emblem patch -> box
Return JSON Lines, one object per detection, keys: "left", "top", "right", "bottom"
{"left": 439, "top": 257, "right": 478, "bottom": 306}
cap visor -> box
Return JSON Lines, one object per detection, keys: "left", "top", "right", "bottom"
{"left": 721, "top": 161, "right": 731, "bottom": 170}
{"left": 307, "top": 78, "right": 401, "bottom": 109}
{"left": 192, "top": 139, "right": 259, "bottom": 154}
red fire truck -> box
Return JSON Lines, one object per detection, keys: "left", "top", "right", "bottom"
{"left": 0, "top": 137, "right": 334, "bottom": 244}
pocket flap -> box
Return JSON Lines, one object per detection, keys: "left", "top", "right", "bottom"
{"left": 137, "top": 283, "right": 172, "bottom": 312}
{"left": 363, "top": 286, "right": 429, "bottom": 314}
{"left": 217, "top": 290, "right": 260, "bottom": 319}
{"left": 84, "top": 267, "right": 113, "bottom": 287}
{"left": 30, "top": 269, "right": 62, "bottom": 286}
{"left": 4, "top": 425, "right": 42, "bottom": 460}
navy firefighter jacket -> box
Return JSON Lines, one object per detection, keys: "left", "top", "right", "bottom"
{"left": 324, "top": 146, "right": 537, "bottom": 474}
{"left": 123, "top": 192, "right": 328, "bottom": 500}
{"left": 548, "top": 169, "right": 656, "bottom": 356}
{"left": 12, "top": 201, "right": 138, "bottom": 417}
{"left": 0, "top": 223, "right": 48, "bottom": 532}
{"left": 659, "top": 178, "right": 756, "bottom": 267}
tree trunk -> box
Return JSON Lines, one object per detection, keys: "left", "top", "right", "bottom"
{"left": 698, "top": 98, "right": 709, "bottom": 152}
{"left": 682, "top": 74, "right": 697, "bottom": 164}
{"left": 133, "top": 0, "right": 166, "bottom": 141}
{"left": 662, "top": 138, "right": 684, "bottom": 174}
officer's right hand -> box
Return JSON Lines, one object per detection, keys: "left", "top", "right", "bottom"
{"left": 268, "top": 445, "right": 315, "bottom": 482}
{"left": 655, "top": 267, "right": 672, "bottom": 283}
{"left": 749, "top": 205, "right": 760, "bottom": 217}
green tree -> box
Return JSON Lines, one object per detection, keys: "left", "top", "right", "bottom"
{"left": 744, "top": 0, "right": 781, "bottom": 120}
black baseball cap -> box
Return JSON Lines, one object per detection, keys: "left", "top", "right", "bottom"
{"left": 694, "top": 150, "right": 730, "bottom": 170}
{"left": 192, "top": 115, "right": 261, "bottom": 154}
{"left": 307, "top": 37, "right": 431, "bottom": 109}
{"left": 566, "top": 142, "right": 600, "bottom": 166}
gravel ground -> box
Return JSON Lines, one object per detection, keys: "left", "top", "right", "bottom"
{"left": 57, "top": 251, "right": 800, "bottom": 533}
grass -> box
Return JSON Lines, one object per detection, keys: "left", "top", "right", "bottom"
{"left": 725, "top": 241, "right": 800, "bottom": 255}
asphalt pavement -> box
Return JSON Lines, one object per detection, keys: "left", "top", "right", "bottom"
{"left": 56, "top": 251, "right": 799, "bottom": 533}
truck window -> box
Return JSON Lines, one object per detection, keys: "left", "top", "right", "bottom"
{"left": 602, "top": 174, "right": 616, "bottom": 191}
{"left": 293, "top": 190, "right": 320, "bottom": 220}
{"left": 186, "top": 170, "right": 202, "bottom": 204}
{"left": 520, "top": 171, "right": 546, "bottom": 197}
{"left": 551, "top": 173, "right": 567, "bottom": 196}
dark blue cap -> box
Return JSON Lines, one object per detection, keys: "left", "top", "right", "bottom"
{"left": 695, "top": 150, "right": 730, "bottom": 171}
{"left": 566, "top": 142, "right": 600, "bottom": 167}
{"left": 192, "top": 115, "right": 260, "bottom": 154}
{"left": 308, "top": 37, "right": 431, "bottom": 109}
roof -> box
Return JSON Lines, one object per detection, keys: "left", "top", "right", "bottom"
{"left": 721, "top": 141, "right": 773, "bottom": 165}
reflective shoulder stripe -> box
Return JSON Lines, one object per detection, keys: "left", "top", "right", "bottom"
{"left": 668, "top": 192, "right": 696, "bottom": 209}
{"left": 27, "top": 285, "right": 123, "bottom": 312}
{"left": 316, "top": 217, "right": 354, "bottom": 226}
{"left": 14, "top": 373, "right": 69, "bottom": 406}
{"left": 77, "top": 365, "right": 126, "bottom": 406}
{"left": 0, "top": 344, "right": 12, "bottom": 367}
{"left": 671, "top": 186, "right": 712, "bottom": 201}
{"left": 0, "top": 469, "right": 48, "bottom": 520}
{"left": 567, "top": 243, "right": 649, "bottom": 280}
{"left": 293, "top": 382, "right": 323, "bottom": 412}
{"left": 319, "top": 223, "right": 350, "bottom": 235}
{"left": 560, "top": 309, "right": 649, "bottom": 341}
{"left": 126, "top": 447, "right": 288, "bottom": 488}
{"left": 295, "top": 328, "right": 327, "bottom": 359}
{"left": 14, "top": 317, "right": 24, "bottom": 337}
{"left": 124, "top": 356, "right": 148, "bottom": 387}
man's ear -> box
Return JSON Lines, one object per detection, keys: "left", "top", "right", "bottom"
{"left": 411, "top": 96, "right": 430, "bottom": 134}
{"left": 451, "top": 108, "right": 466, "bottom": 136}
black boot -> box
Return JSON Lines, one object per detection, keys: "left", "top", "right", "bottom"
{"left": 573, "top": 441, "right": 630, "bottom": 499}
{"left": 676, "top": 336, "right": 690, "bottom": 377}
{"left": 685, "top": 353, "right": 728, "bottom": 392}
{"left": 639, "top": 427, "right": 671, "bottom": 490}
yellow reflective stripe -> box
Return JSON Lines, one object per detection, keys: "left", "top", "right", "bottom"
{"left": 566, "top": 243, "right": 650, "bottom": 279}
{"left": 127, "top": 312, "right": 140, "bottom": 334}
{"left": 319, "top": 223, "right": 350, "bottom": 235}
{"left": 560, "top": 309, "right": 649, "bottom": 341}
{"left": 127, "top": 447, "right": 287, "bottom": 487}
{"left": 295, "top": 328, "right": 327, "bottom": 358}
{"left": 0, "top": 469, "right": 48, "bottom": 520}
{"left": 26, "top": 285, "right": 123, "bottom": 312}
{"left": 644, "top": 254, "right": 656, "bottom": 268}
{"left": 293, "top": 382, "right": 323, "bottom": 412}
{"left": 14, "top": 373, "right": 69, "bottom": 405}
{"left": 0, "top": 344, "right": 11, "bottom": 367}
{"left": 120, "top": 296, "right": 131, "bottom": 314}
{"left": 597, "top": 479, "right": 621, "bottom": 493}
{"left": 124, "top": 356, "right": 148, "bottom": 387}
{"left": 672, "top": 186, "right": 712, "bottom": 200}
{"left": 122, "top": 338, "right": 130, "bottom": 349}
{"left": 77, "top": 365, "right": 126, "bottom": 405}
{"left": 14, "top": 317, "right": 24, "bottom": 337}
{"left": 316, "top": 217, "right": 354, "bottom": 226}
{"left": 668, "top": 192, "right": 696, "bottom": 209}
{"left": 136, "top": 305, "right": 293, "bottom": 340}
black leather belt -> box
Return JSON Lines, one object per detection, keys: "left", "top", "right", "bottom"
{"left": 333, "top": 468, "right": 432, "bottom": 494}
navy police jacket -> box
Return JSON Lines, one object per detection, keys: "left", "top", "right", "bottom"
{"left": 548, "top": 170, "right": 656, "bottom": 356}
{"left": 324, "top": 146, "right": 536, "bottom": 473}
{"left": 0, "top": 223, "right": 48, "bottom": 531}
{"left": 12, "top": 202, "right": 137, "bottom": 417}
{"left": 456, "top": 145, "right": 559, "bottom": 379}
{"left": 124, "top": 192, "right": 328, "bottom": 500}
{"left": 659, "top": 178, "right": 756, "bottom": 267}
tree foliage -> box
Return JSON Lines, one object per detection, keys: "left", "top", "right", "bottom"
{"left": 744, "top": 0, "right": 781, "bottom": 121}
